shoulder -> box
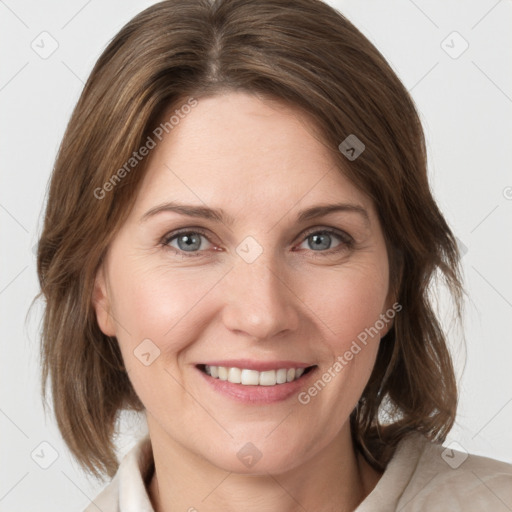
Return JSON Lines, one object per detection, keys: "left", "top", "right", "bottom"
{"left": 397, "top": 434, "right": 512, "bottom": 511}
{"left": 83, "top": 434, "right": 155, "bottom": 512}
{"left": 83, "top": 473, "right": 120, "bottom": 512}
{"left": 357, "top": 432, "right": 512, "bottom": 512}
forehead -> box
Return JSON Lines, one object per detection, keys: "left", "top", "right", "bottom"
{"left": 131, "top": 92, "right": 374, "bottom": 222}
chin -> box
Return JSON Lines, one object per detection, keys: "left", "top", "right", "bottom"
{"left": 201, "top": 436, "right": 309, "bottom": 476}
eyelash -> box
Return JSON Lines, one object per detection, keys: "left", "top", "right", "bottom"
{"left": 160, "top": 227, "right": 354, "bottom": 259}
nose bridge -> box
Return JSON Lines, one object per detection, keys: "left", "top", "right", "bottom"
{"left": 221, "top": 248, "right": 299, "bottom": 339}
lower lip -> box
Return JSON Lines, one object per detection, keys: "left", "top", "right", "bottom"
{"left": 196, "top": 366, "right": 318, "bottom": 404}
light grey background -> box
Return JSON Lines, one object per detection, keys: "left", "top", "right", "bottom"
{"left": 1, "top": 0, "right": 511, "bottom": 510}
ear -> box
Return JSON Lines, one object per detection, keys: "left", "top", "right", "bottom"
{"left": 379, "top": 289, "right": 400, "bottom": 338}
{"left": 379, "top": 313, "right": 394, "bottom": 339}
{"left": 92, "top": 264, "right": 116, "bottom": 336}
{"left": 380, "top": 247, "right": 403, "bottom": 338}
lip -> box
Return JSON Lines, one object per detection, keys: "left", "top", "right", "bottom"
{"left": 197, "top": 359, "right": 313, "bottom": 372}
{"left": 196, "top": 364, "right": 318, "bottom": 404}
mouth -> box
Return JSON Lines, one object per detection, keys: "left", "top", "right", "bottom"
{"left": 196, "top": 364, "right": 317, "bottom": 386}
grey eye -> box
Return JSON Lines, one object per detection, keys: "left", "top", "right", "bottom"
{"left": 171, "top": 232, "right": 207, "bottom": 252}
{"left": 302, "top": 232, "right": 341, "bottom": 251}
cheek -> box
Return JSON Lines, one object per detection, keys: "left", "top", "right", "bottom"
{"left": 106, "top": 257, "right": 226, "bottom": 361}
{"left": 105, "top": 260, "right": 228, "bottom": 418}
{"left": 303, "top": 260, "right": 389, "bottom": 352}
{"left": 292, "top": 262, "right": 389, "bottom": 426}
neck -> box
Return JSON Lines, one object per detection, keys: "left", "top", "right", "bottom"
{"left": 147, "top": 419, "right": 382, "bottom": 512}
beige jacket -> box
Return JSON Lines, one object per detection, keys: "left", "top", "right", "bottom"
{"left": 84, "top": 432, "right": 512, "bottom": 511}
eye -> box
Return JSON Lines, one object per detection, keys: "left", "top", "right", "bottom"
{"left": 161, "top": 227, "right": 354, "bottom": 259}
{"left": 162, "top": 229, "right": 214, "bottom": 256}
{"left": 296, "top": 228, "right": 353, "bottom": 256}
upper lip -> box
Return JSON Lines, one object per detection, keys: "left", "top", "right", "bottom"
{"left": 197, "top": 359, "right": 315, "bottom": 372}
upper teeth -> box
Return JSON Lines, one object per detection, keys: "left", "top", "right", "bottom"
{"left": 204, "top": 365, "right": 306, "bottom": 386}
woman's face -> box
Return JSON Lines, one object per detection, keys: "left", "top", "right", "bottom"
{"left": 94, "top": 91, "right": 393, "bottom": 474}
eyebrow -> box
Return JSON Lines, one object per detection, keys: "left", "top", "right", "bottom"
{"left": 139, "top": 201, "right": 370, "bottom": 227}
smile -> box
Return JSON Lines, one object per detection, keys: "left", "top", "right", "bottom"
{"left": 202, "top": 365, "right": 315, "bottom": 386}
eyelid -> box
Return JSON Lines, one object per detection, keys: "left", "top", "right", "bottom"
{"left": 162, "top": 226, "right": 212, "bottom": 244}
{"left": 297, "top": 225, "right": 353, "bottom": 243}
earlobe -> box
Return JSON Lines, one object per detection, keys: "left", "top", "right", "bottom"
{"left": 92, "top": 265, "right": 116, "bottom": 336}
{"left": 380, "top": 291, "right": 399, "bottom": 339}
{"left": 380, "top": 318, "right": 394, "bottom": 339}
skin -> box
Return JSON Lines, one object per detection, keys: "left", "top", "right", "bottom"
{"left": 93, "top": 91, "right": 394, "bottom": 512}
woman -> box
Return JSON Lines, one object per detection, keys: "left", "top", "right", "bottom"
{"left": 35, "top": 0, "right": 512, "bottom": 510}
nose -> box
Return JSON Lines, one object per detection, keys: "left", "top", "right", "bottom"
{"left": 220, "top": 255, "right": 300, "bottom": 341}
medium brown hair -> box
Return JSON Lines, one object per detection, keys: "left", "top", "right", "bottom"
{"left": 35, "top": 0, "right": 464, "bottom": 480}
